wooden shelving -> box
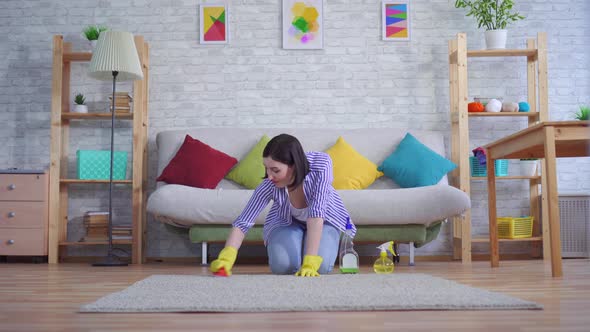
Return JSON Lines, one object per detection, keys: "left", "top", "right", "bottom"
{"left": 62, "top": 113, "right": 133, "bottom": 120}
{"left": 63, "top": 52, "right": 92, "bottom": 62}
{"left": 59, "top": 240, "right": 133, "bottom": 246}
{"left": 48, "top": 35, "right": 149, "bottom": 264}
{"left": 468, "top": 112, "right": 539, "bottom": 117}
{"left": 471, "top": 175, "right": 541, "bottom": 181}
{"left": 467, "top": 49, "right": 537, "bottom": 57}
{"left": 471, "top": 236, "right": 543, "bottom": 243}
{"left": 448, "top": 32, "right": 548, "bottom": 264}
{"left": 59, "top": 179, "right": 133, "bottom": 184}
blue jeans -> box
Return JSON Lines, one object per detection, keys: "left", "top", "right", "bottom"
{"left": 266, "top": 219, "right": 340, "bottom": 275}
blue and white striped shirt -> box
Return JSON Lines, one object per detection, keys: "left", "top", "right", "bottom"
{"left": 233, "top": 151, "right": 356, "bottom": 244}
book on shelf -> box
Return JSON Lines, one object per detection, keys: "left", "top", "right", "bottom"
{"left": 80, "top": 235, "right": 108, "bottom": 242}
{"left": 112, "top": 235, "right": 133, "bottom": 240}
{"left": 84, "top": 211, "right": 109, "bottom": 216}
{"left": 108, "top": 92, "right": 133, "bottom": 100}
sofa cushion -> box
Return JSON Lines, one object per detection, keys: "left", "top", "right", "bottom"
{"left": 147, "top": 183, "right": 470, "bottom": 227}
{"left": 156, "top": 135, "right": 237, "bottom": 189}
{"left": 378, "top": 133, "right": 456, "bottom": 188}
{"left": 325, "top": 136, "right": 383, "bottom": 189}
{"left": 225, "top": 135, "right": 271, "bottom": 189}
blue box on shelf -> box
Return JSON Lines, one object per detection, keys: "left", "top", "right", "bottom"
{"left": 77, "top": 150, "right": 128, "bottom": 180}
{"left": 469, "top": 156, "right": 508, "bottom": 177}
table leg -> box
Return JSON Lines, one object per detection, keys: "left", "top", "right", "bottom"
{"left": 543, "top": 126, "right": 563, "bottom": 278}
{"left": 487, "top": 154, "right": 499, "bottom": 267}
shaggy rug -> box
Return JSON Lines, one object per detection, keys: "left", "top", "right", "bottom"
{"left": 80, "top": 274, "right": 542, "bottom": 313}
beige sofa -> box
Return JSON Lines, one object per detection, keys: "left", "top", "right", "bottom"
{"left": 147, "top": 128, "right": 470, "bottom": 265}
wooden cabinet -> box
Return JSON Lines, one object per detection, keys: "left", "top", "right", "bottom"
{"left": 0, "top": 172, "right": 49, "bottom": 256}
{"left": 448, "top": 32, "right": 548, "bottom": 263}
{"left": 48, "top": 35, "right": 149, "bottom": 264}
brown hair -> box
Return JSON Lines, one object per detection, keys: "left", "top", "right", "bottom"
{"left": 263, "top": 134, "right": 309, "bottom": 189}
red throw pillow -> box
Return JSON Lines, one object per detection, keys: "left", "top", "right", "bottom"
{"left": 156, "top": 135, "right": 237, "bottom": 189}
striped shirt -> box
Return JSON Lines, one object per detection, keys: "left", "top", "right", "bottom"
{"left": 233, "top": 151, "right": 356, "bottom": 244}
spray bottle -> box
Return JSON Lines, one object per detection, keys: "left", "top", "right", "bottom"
{"left": 339, "top": 217, "right": 359, "bottom": 274}
{"left": 373, "top": 241, "right": 397, "bottom": 274}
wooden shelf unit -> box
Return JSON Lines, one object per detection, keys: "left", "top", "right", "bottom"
{"left": 62, "top": 113, "right": 134, "bottom": 120}
{"left": 48, "top": 35, "right": 149, "bottom": 264}
{"left": 448, "top": 32, "right": 548, "bottom": 263}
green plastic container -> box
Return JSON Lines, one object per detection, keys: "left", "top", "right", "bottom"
{"left": 77, "top": 150, "right": 128, "bottom": 180}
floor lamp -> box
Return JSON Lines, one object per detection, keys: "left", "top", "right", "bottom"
{"left": 88, "top": 31, "right": 143, "bottom": 266}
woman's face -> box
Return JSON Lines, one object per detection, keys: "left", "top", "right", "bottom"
{"left": 263, "top": 157, "right": 294, "bottom": 188}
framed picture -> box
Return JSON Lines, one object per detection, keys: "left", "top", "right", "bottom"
{"left": 382, "top": 1, "right": 410, "bottom": 41}
{"left": 282, "top": 0, "right": 324, "bottom": 49}
{"left": 200, "top": 4, "right": 229, "bottom": 44}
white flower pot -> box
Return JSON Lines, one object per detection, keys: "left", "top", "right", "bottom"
{"left": 73, "top": 104, "right": 88, "bottom": 113}
{"left": 518, "top": 160, "right": 538, "bottom": 176}
{"left": 485, "top": 29, "right": 507, "bottom": 50}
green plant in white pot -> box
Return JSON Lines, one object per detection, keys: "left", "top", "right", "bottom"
{"left": 518, "top": 158, "right": 538, "bottom": 177}
{"left": 73, "top": 93, "right": 88, "bottom": 113}
{"left": 574, "top": 105, "right": 589, "bottom": 120}
{"left": 454, "top": 0, "right": 525, "bottom": 49}
{"left": 83, "top": 25, "right": 108, "bottom": 48}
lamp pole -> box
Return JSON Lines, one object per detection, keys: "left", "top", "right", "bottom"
{"left": 92, "top": 70, "right": 127, "bottom": 266}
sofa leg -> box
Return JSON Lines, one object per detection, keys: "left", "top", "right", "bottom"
{"left": 409, "top": 242, "right": 415, "bottom": 266}
{"left": 201, "top": 242, "right": 208, "bottom": 265}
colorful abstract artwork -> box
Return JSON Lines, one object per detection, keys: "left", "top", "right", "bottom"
{"left": 282, "top": 0, "right": 324, "bottom": 49}
{"left": 200, "top": 4, "right": 228, "bottom": 44}
{"left": 382, "top": 1, "right": 410, "bottom": 41}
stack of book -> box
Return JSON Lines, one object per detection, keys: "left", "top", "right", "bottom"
{"left": 112, "top": 225, "right": 132, "bottom": 241}
{"left": 81, "top": 211, "right": 108, "bottom": 242}
{"left": 108, "top": 92, "right": 132, "bottom": 114}
{"left": 80, "top": 211, "right": 132, "bottom": 242}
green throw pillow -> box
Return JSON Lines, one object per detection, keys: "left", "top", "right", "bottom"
{"left": 225, "top": 135, "right": 271, "bottom": 189}
{"left": 378, "top": 133, "right": 457, "bottom": 188}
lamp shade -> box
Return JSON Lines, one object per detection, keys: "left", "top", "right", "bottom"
{"left": 89, "top": 31, "right": 143, "bottom": 81}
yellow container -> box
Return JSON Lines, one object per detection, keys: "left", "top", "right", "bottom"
{"left": 497, "top": 216, "right": 534, "bottom": 239}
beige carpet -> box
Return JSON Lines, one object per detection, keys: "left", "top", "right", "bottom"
{"left": 80, "top": 274, "right": 542, "bottom": 313}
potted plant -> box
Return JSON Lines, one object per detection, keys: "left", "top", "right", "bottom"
{"left": 518, "top": 158, "right": 538, "bottom": 176}
{"left": 73, "top": 93, "right": 88, "bottom": 113}
{"left": 574, "top": 105, "right": 589, "bottom": 120}
{"left": 454, "top": 0, "right": 525, "bottom": 50}
{"left": 83, "top": 25, "right": 108, "bottom": 48}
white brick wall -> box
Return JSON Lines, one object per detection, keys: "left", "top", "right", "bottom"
{"left": 0, "top": 0, "right": 588, "bottom": 258}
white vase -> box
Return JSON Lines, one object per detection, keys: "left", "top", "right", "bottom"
{"left": 73, "top": 104, "right": 88, "bottom": 113}
{"left": 485, "top": 29, "right": 507, "bottom": 50}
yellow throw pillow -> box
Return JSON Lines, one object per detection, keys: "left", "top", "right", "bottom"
{"left": 325, "top": 136, "right": 383, "bottom": 190}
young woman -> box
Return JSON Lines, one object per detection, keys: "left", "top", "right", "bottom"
{"left": 209, "top": 134, "right": 356, "bottom": 277}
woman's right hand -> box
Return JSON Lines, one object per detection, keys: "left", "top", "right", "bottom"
{"left": 210, "top": 246, "right": 238, "bottom": 276}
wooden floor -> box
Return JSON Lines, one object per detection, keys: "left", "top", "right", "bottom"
{"left": 1, "top": 259, "right": 589, "bottom": 332}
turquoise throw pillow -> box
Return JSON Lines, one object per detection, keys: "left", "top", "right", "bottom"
{"left": 378, "top": 133, "right": 457, "bottom": 188}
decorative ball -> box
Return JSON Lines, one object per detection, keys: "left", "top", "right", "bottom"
{"left": 518, "top": 102, "right": 530, "bottom": 112}
{"left": 468, "top": 102, "right": 485, "bottom": 112}
{"left": 485, "top": 99, "right": 502, "bottom": 112}
{"left": 501, "top": 102, "right": 519, "bottom": 112}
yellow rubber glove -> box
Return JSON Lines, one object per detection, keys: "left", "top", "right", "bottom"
{"left": 295, "top": 255, "right": 323, "bottom": 277}
{"left": 210, "top": 246, "right": 238, "bottom": 276}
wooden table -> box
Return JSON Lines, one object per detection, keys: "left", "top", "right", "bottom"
{"left": 485, "top": 121, "right": 590, "bottom": 277}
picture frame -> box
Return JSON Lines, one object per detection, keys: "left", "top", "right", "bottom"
{"left": 282, "top": 0, "right": 324, "bottom": 49}
{"left": 200, "top": 4, "right": 229, "bottom": 44}
{"left": 382, "top": 0, "right": 411, "bottom": 41}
